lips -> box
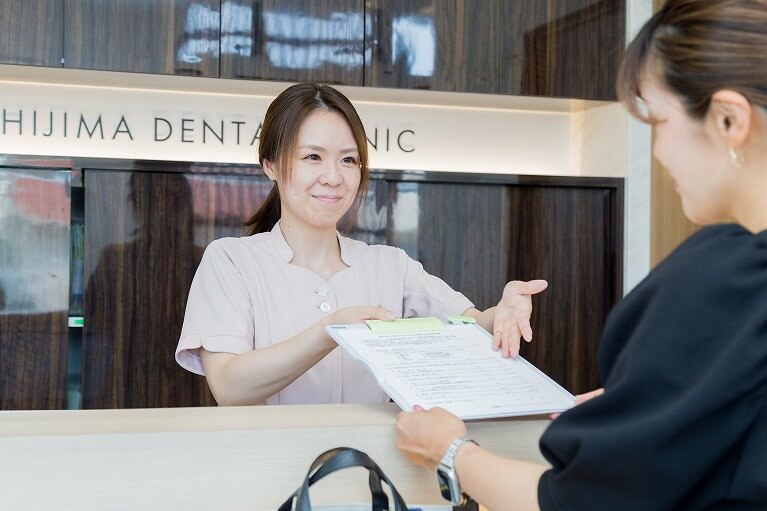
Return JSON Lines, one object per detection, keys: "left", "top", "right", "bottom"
{"left": 312, "top": 194, "right": 343, "bottom": 203}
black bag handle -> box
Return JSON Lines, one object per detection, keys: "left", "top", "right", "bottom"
{"left": 307, "top": 451, "right": 389, "bottom": 511}
{"left": 277, "top": 447, "right": 409, "bottom": 511}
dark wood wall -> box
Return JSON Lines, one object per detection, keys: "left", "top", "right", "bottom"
{"left": 503, "top": 0, "right": 625, "bottom": 99}
{"left": 388, "top": 176, "right": 622, "bottom": 393}
{"left": 0, "top": 157, "right": 621, "bottom": 409}
{"left": 364, "top": 0, "right": 501, "bottom": 93}
{"left": 0, "top": 0, "right": 626, "bottom": 100}
{"left": 0, "top": 0, "right": 63, "bottom": 67}
{"left": 64, "top": 0, "right": 220, "bottom": 76}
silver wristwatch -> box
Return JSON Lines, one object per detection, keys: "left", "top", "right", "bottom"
{"left": 436, "top": 435, "right": 477, "bottom": 504}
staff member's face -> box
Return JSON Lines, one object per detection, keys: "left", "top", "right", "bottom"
{"left": 265, "top": 110, "right": 361, "bottom": 231}
{"left": 642, "top": 73, "right": 736, "bottom": 225}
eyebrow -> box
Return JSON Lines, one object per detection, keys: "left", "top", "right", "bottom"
{"left": 298, "top": 145, "right": 358, "bottom": 154}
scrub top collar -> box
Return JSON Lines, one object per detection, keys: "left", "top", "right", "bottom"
{"left": 270, "top": 220, "right": 355, "bottom": 266}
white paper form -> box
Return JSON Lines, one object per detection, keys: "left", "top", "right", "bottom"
{"left": 327, "top": 323, "right": 574, "bottom": 420}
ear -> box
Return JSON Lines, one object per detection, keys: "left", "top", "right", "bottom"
{"left": 710, "top": 90, "right": 752, "bottom": 149}
{"left": 262, "top": 158, "right": 277, "bottom": 181}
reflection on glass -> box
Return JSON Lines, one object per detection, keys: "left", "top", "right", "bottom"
{"left": 185, "top": 173, "right": 273, "bottom": 248}
{"left": 177, "top": 2, "right": 221, "bottom": 64}
{"left": 187, "top": 2, "right": 368, "bottom": 70}
{"left": 389, "top": 182, "right": 420, "bottom": 259}
{"left": 0, "top": 169, "right": 70, "bottom": 315}
{"left": 82, "top": 171, "right": 273, "bottom": 408}
{"left": 221, "top": 2, "right": 254, "bottom": 57}
{"left": 392, "top": 15, "right": 435, "bottom": 77}
{"left": 343, "top": 180, "right": 387, "bottom": 245}
{"left": 262, "top": 10, "right": 365, "bottom": 69}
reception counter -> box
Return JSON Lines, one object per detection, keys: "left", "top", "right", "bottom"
{"left": 0, "top": 403, "right": 550, "bottom": 510}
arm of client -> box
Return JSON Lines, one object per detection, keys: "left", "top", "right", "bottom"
{"left": 396, "top": 407, "right": 545, "bottom": 511}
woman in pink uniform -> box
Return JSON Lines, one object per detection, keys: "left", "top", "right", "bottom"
{"left": 175, "top": 82, "right": 547, "bottom": 406}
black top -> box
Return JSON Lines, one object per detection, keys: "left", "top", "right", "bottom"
{"left": 538, "top": 224, "right": 767, "bottom": 510}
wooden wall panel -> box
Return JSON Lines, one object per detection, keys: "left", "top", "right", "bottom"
{"left": 82, "top": 170, "right": 271, "bottom": 409}
{"left": 64, "top": 0, "right": 220, "bottom": 76}
{"left": 500, "top": 0, "right": 548, "bottom": 98}
{"left": 506, "top": 186, "right": 617, "bottom": 393}
{"left": 546, "top": 0, "right": 625, "bottom": 100}
{"left": 365, "top": 0, "right": 500, "bottom": 93}
{"left": 651, "top": 152, "right": 699, "bottom": 266}
{"left": 0, "top": 312, "right": 68, "bottom": 409}
{"left": 389, "top": 182, "right": 509, "bottom": 310}
{"left": 1, "top": 0, "right": 626, "bottom": 99}
{"left": 387, "top": 179, "right": 620, "bottom": 394}
{"left": 0, "top": 168, "right": 70, "bottom": 409}
{"left": 501, "top": 0, "right": 625, "bottom": 100}
{"left": 220, "top": 0, "right": 364, "bottom": 85}
{"left": 0, "top": 0, "right": 63, "bottom": 67}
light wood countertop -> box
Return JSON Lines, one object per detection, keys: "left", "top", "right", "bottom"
{"left": 0, "top": 404, "right": 550, "bottom": 510}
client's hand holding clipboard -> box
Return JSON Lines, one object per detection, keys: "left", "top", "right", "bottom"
{"left": 326, "top": 317, "right": 574, "bottom": 420}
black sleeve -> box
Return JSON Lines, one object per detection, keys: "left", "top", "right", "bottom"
{"left": 537, "top": 226, "right": 767, "bottom": 511}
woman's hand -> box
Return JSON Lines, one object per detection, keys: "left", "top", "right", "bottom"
{"left": 493, "top": 279, "right": 548, "bottom": 358}
{"left": 396, "top": 406, "right": 467, "bottom": 470}
{"left": 550, "top": 387, "right": 604, "bottom": 419}
{"left": 324, "top": 305, "right": 397, "bottom": 327}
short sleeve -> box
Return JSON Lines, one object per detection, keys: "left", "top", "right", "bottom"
{"left": 399, "top": 250, "right": 474, "bottom": 318}
{"left": 175, "top": 241, "right": 255, "bottom": 375}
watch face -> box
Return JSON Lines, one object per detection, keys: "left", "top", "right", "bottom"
{"left": 436, "top": 467, "right": 461, "bottom": 504}
{"left": 437, "top": 470, "right": 452, "bottom": 501}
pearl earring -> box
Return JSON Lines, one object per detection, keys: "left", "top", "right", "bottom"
{"left": 729, "top": 146, "right": 744, "bottom": 168}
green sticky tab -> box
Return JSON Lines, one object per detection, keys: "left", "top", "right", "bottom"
{"left": 446, "top": 315, "right": 476, "bottom": 325}
{"left": 365, "top": 317, "right": 444, "bottom": 333}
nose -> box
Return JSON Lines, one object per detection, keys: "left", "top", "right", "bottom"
{"left": 319, "top": 162, "right": 343, "bottom": 186}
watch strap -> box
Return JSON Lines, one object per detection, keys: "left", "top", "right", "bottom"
{"left": 439, "top": 435, "right": 477, "bottom": 470}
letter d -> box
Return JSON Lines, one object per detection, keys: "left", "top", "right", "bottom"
{"left": 154, "top": 117, "right": 172, "bottom": 142}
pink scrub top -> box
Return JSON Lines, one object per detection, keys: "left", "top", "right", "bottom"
{"left": 175, "top": 221, "right": 474, "bottom": 405}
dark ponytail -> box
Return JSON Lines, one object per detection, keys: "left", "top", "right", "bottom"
{"left": 243, "top": 82, "right": 370, "bottom": 235}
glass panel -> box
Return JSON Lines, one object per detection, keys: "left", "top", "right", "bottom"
{"left": 0, "top": 168, "right": 70, "bottom": 409}
{"left": 221, "top": 0, "right": 365, "bottom": 85}
{"left": 0, "top": 169, "right": 70, "bottom": 314}
{"left": 343, "top": 178, "right": 388, "bottom": 245}
{"left": 82, "top": 170, "right": 273, "bottom": 408}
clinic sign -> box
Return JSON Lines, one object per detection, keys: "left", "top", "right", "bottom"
{"left": 0, "top": 80, "right": 572, "bottom": 174}
{"left": 2, "top": 108, "right": 415, "bottom": 153}
{"left": 0, "top": 108, "right": 415, "bottom": 153}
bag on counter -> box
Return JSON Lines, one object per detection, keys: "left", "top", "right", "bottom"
{"left": 276, "top": 446, "right": 410, "bottom": 511}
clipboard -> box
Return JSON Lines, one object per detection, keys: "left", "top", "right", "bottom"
{"left": 326, "top": 317, "right": 574, "bottom": 420}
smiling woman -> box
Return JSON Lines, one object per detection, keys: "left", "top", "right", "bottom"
{"left": 243, "top": 83, "right": 371, "bottom": 236}
{"left": 174, "top": 82, "right": 547, "bottom": 407}
{"left": 264, "top": 110, "right": 363, "bottom": 238}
